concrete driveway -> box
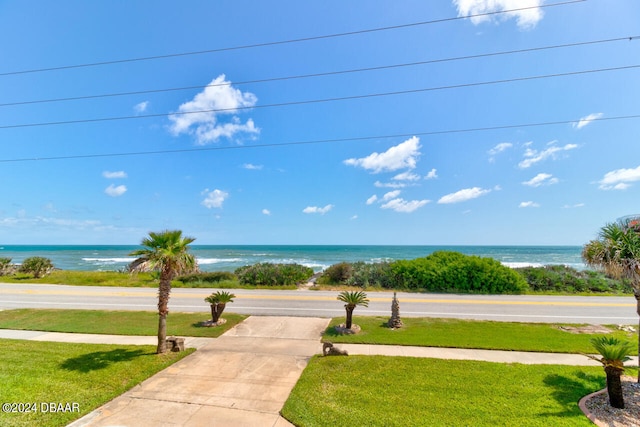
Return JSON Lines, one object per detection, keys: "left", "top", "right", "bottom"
{"left": 69, "top": 316, "right": 330, "bottom": 427}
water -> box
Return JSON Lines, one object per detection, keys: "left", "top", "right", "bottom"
{"left": 0, "top": 245, "right": 584, "bottom": 272}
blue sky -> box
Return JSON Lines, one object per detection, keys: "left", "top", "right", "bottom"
{"left": 0, "top": 0, "right": 639, "bottom": 245}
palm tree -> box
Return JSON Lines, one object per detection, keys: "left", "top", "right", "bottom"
{"left": 582, "top": 217, "right": 640, "bottom": 381}
{"left": 204, "top": 291, "right": 236, "bottom": 323}
{"left": 587, "top": 336, "right": 634, "bottom": 409}
{"left": 130, "top": 230, "right": 197, "bottom": 354}
{"left": 337, "top": 290, "right": 369, "bottom": 329}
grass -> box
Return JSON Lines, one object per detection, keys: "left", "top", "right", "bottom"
{"left": 282, "top": 356, "right": 606, "bottom": 427}
{"left": 0, "top": 309, "right": 246, "bottom": 337}
{"left": 0, "top": 339, "right": 192, "bottom": 427}
{"left": 0, "top": 270, "right": 298, "bottom": 289}
{"left": 0, "top": 270, "right": 158, "bottom": 287}
{"left": 324, "top": 316, "right": 639, "bottom": 354}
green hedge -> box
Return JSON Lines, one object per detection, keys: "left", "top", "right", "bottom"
{"left": 390, "top": 251, "right": 528, "bottom": 294}
{"left": 319, "top": 261, "right": 398, "bottom": 289}
{"left": 515, "top": 265, "right": 633, "bottom": 294}
{"left": 235, "top": 263, "right": 314, "bottom": 286}
{"left": 176, "top": 271, "right": 236, "bottom": 284}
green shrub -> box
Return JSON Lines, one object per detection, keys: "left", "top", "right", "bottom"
{"left": 0, "top": 258, "right": 13, "bottom": 276}
{"left": 320, "top": 262, "right": 353, "bottom": 284}
{"left": 235, "top": 263, "right": 314, "bottom": 286}
{"left": 177, "top": 271, "right": 236, "bottom": 284}
{"left": 516, "top": 265, "right": 633, "bottom": 294}
{"left": 390, "top": 251, "right": 528, "bottom": 294}
{"left": 19, "top": 257, "right": 54, "bottom": 278}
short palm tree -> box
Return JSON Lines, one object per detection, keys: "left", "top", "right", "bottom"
{"left": 582, "top": 217, "right": 640, "bottom": 381}
{"left": 130, "top": 230, "right": 197, "bottom": 354}
{"left": 337, "top": 290, "right": 369, "bottom": 329}
{"left": 587, "top": 336, "right": 634, "bottom": 409}
{"left": 205, "top": 291, "right": 236, "bottom": 323}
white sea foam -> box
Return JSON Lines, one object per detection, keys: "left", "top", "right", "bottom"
{"left": 197, "top": 257, "right": 244, "bottom": 265}
{"left": 502, "top": 262, "right": 544, "bottom": 268}
{"left": 82, "top": 257, "right": 135, "bottom": 264}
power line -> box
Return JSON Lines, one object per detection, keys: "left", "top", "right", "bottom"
{"left": 1, "top": 113, "right": 638, "bottom": 163}
{"left": 1, "top": 63, "right": 638, "bottom": 130}
{"left": 0, "top": 0, "right": 586, "bottom": 77}
{"left": 2, "top": 35, "right": 636, "bottom": 108}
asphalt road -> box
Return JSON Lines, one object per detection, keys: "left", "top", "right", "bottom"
{"left": 0, "top": 283, "right": 637, "bottom": 325}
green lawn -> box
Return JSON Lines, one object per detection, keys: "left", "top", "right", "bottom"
{"left": 282, "top": 356, "right": 605, "bottom": 427}
{"left": 324, "top": 316, "right": 639, "bottom": 354}
{"left": 0, "top": 309, "right": 245, "bottom": 337}
{"left": 0, "top": 340, "right": 192, "bottom": 427}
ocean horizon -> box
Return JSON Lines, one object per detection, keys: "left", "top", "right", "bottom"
{"left": 0, "top": 245, "right": 585, "bottom": 273}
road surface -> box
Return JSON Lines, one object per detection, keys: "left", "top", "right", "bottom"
{"left": 0, "top": 283, "right": 637, "bottom": 324}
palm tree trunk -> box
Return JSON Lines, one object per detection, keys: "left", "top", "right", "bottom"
{"left": 156, "top": 273, "right": 172, "bottom": 354}
{"left": 345, "top": 306, "right": 354, "bottom": 329}
{"left": 604, "top": 366, "right": 625, "bottom": 409}
{"left": 211, "top": 303, "right": 226, "bottom": 322}
{"left": 634, "top": 289, "right": 640, "bottom": 383}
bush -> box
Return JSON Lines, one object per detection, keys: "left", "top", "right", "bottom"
{"left": 177, "top": 271, "right": 236, "bottom": 284}
{"left": 390, "top": 251, "right": 528, "bottom": 294}
{"left": 515, "top": 265, "right": 634, "bottom": 294}
{"left": 235, "top": 263, "right": 314, "bottom": 287}
{"left": 19, "top": 257, "right": 54, "bottom": 278}
{"left": 0, "top": 258, "right": 14, "bottom": 276}
{"left": 321, "top": 262, "right": 353, "bottom": 284}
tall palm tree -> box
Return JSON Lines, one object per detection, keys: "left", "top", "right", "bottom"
{"left": 582, "top": 217, "right": 640, "bottom": 381}
{"left": 130, "top": 230, "right": 197, "bottom": 354}
{"left": 204, "top": 291, "right": 236, "bottom": 323}
{"left": 337, "top": 290, "right": 369, "bottom": 329}
{"left": 587, "top": 336, "right": 634, "bottom": 409}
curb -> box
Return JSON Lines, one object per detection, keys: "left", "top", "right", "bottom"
{"left": 578, "top": 388, "right": 607, "bottom": 427}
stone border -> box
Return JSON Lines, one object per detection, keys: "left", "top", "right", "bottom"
{"left": 578, "top": 388, "right": 607, "bottom": 427}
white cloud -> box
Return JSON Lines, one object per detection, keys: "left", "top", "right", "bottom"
{"left": 438, "top": 187, "right": 491, "bottom": 204}
{"left": 201, "top": 189, "right": 228, "bottom": 208}
{"left": 134, "top": 101, "right": 149, "bottom": 113}
{"left": 351, "top": 215, "right": 358, "bottom": 220}
{"left": 168, "top": 74, "right": 259, "bottom": 145}
{"left": 393, "top": 171, "right": 421, "bottom": 181}
{"left": 573, "top": 113, "right": 603, "bottom": 129}
{"left": 303, "top": 204, "right": 333, "bottom": 214}
{"left": 103, "top": 171, "right": 127, "bottom": 179}
{"left": 105, "top": 184, "right": 127, "bottom": 197}
{"left": 425, "top": 168, "right": 438, "bottom": 180}
{"left": 374, "top": 181, "right": 406, "bottom": 188}
{"left": 598, "top": 166, "right": 640, "bottom": 190}
{"left": 518, "top": 142, "right": 578, "bottom": 169}
{"left": 262, "top": 209, "right": 271, "bottom": 215}
{"left": 519, "top": 201, "right": 540, "bottom": 208}
{"left": 488, "top": 142, "right": 513, "bottom": 156}
{"left": 243, "top": 163, "right": 263, "bottom": 170}
{"left": 382, "top": 190, "right": 402, "bottom": 201}
{"left": 453, "top": 0, "right": 544, "bottom": 29}
{"left": 366, "top": 195, "right": 378, "bottom": 205}
{"left": 562, "top": 203, "right": 585, "bottom": 209}
{"left": 344, "top": 136, "right": 421, "bottom": 173}
{"left": 522, "top": 173, "right": 559, "bottom": 187}
{"left": 381, "top": 198, "right": 429, "bottom": 213}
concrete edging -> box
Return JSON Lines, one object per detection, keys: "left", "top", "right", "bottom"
{"left": 578, "top": 388, "right": 607, "bottom": 427}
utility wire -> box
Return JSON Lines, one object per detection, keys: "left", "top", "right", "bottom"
{"left": 2, "top": 35, "right": 636, "bottom": 108}
{"left": 1, "top": 63, "right": 638, "bottom": 130}
{"left": 1, "top": 113, "right": 638, "bottom": 163}
{"left": 0, "top": 0, "right": 585, "bottom": 77}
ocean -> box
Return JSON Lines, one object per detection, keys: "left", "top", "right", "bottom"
{"left": 0, "top": 245, "right": 585, "bottom": 272}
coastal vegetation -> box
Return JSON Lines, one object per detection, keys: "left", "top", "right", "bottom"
{"left": 0, "top": 250, "right": 634, "bottom": 296}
